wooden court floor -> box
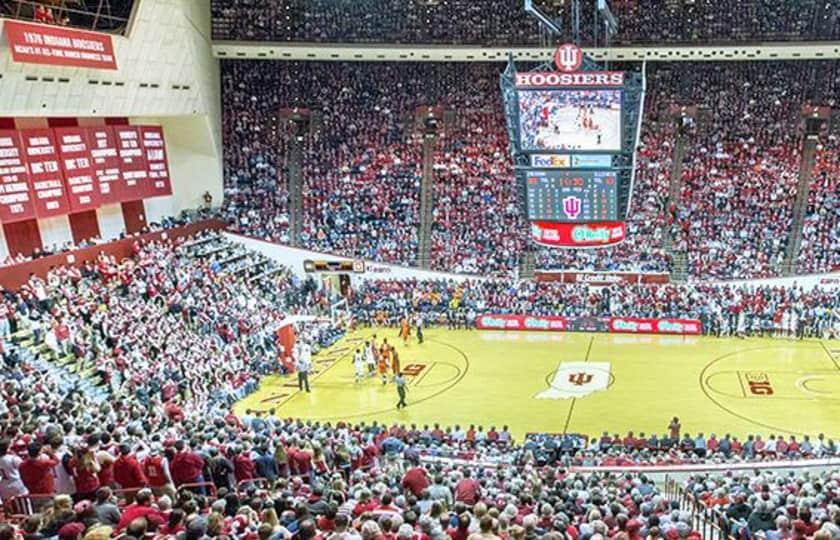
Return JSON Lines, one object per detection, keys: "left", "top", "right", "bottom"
{"left": 235, "top": 328, "right": 840, "bottom": 441}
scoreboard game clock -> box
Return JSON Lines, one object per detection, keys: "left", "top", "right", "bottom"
{"left": 500, "top": 42, "right": 645, "bottom": 248}
{"left": 526, "top": 170, "right": 618, "bottom": 222}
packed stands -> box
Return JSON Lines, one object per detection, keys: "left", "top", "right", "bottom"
{"left": 430, "top": 107, "right": 523, "bottom": 276}
{"left": 221, "top": 61, "right": 428, "bottom": 265}
{"left": 210, "top": 0, "right": 840, "bottom": 45}
{"left": 684, "top": 468, "right": 840, "bottom": 538}
{"left": 672, "top": 62, "right": 811, "bottom": 279}
{"left": 797, "top": 134, "right": 840, "bottom": 274}
{"left": 221, "top": 60, "right": 838, "bottom": 280}
{"left": 351, "top": 278, "right": 840, "bottom": 338}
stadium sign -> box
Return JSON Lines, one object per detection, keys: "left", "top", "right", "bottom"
{"left": 530, "top": 154, "right": 570, "bottom": 168}
{"left": 514, "top": 71, "right": 625, "bottom": 88}
{"left": 554, "top": 43, "right": 584, "bottom": 72}
{"left": 4, "top": 20, "right": 118, "bottom": 70}
{"left": 530, "top": 221, "right": 626, "bottom": 248}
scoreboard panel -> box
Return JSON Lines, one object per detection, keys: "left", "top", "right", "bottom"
{"left": 526, "top": 170, "right": 618, "bottom": 222}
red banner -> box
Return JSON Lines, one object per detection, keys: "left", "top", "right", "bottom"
{"left": 0, "top": 130, "right": 36, "bottom": 223}
{"left": 531, "top": 221, "right": 626, "bottom": 247}
{"left": 476, "top": 314, "right": 702, "bottom": 335}
{"left": 4, "top": 20, "right": 117, "bottom": 70}
{"left": 114, "top": 126, "right": 148, "bottom": 201}
{"left": 19, "top": 129, "right": 72, "bottom": 218}
{"left": 608, "top": 317, "right": 702, "bottom": 335}
{"left": 139, "top": 126, "right": 172, "bottom": 198}
{"left": 476, "top": 314, "right": 569, "bottom": 332}
{"left": 54, "top": 127, "right": 100, "bottom": 212}
{"left": 89, "top": 126, "right": 123, "bottom": 204}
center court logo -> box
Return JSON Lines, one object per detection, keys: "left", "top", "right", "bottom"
{"left": 537, "top": 362, "right": 611, "bottom": 399}
{"left": 554, "top": 43, "right": 583, "bottom": 73}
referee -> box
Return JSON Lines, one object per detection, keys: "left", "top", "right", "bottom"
{"left": 395, "top": 372, "right": 407, "bottom": 409}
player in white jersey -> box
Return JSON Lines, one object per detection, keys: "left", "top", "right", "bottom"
{"left": 365, "top": 340, "right": 376, "bottom": 376}
{"left": 353, "top": 349, "right": 365, "bottom": 382}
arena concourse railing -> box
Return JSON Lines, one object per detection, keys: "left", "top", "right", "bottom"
{"left": 3, "top": 0, "right": 135, "bottom": 34}
{"left": 0, "top": 218, "right": 226, "bottom": 290}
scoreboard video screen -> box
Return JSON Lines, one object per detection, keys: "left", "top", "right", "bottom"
{"left": 518, "top": 89, "right": 622, "bottom": 152}
{"left": 526, "top": 170, "right": 618, "bottom": 222}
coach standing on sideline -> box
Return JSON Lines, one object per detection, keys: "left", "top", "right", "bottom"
{"left": 296, "top": 342, "right": 311, "bottom": 392}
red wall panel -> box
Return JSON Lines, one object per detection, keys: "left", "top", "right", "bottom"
{"left": 121, "top": 199, "right": 146, "bottom": 234}
{"left": 3, "top": 218, "right": 42, "bottom": 257}
{"left": 68, "top": 210, "right": 101, "bottom": 244}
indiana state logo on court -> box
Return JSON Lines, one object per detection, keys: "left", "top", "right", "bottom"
{"left": 537, "top": 362, "right": 611, "bottom": 399}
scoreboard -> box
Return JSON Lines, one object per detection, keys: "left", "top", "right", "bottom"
{"left": 526, "top": 170, "right": 618, "bottom": 222}
{"left": 500, "top": 42, "right": 645, "bottom": 248}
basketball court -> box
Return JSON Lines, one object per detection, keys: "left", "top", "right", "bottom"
{"left": 235, "top": 329, "right": 840, "bottom": 440}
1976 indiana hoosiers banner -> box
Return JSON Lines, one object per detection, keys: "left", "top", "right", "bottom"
{"left": 4, "top": 20, "right": 118, "bottom": 70}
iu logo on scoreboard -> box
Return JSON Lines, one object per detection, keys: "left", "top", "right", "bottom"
{"left": 563, "top": 196, "right": 582, "bottom": 219}
{"left": 554, "top": 43, "right": 583, "bottom": 73}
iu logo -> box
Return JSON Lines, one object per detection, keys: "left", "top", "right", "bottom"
{"left": 568, "top": 372, "right": 593, "bottom": 386}
{"left": 563, "top": 196, "right": 582, "bottom": 219}
{"left": 554, "top": 43, "right": 583, "bottom": 73}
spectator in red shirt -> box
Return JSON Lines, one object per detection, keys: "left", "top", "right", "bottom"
{"left": 115, "top": 489, "right": 165, "bottom": 532}
{"left": 402, "top": 461, "right": 430, "bottom": 497}
{"left": 169, "top": 441, "right": 205, "bottom": 488}
{"left": 69, "top": 446, "right": 101, "bottom": 501}
{"left": 454, "top": 469, "right": 480, "bottom": 506}
{"left": 233, "top": 447, "right": 256, "bottom": 483}
{"left": 113, "top": 445, "right": 147, "bottom": 491}
{"left": 19, "top": 443, "right": 59, "bottom": 496}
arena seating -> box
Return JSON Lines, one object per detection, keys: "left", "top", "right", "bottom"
{"left": 671, "top": 63, "right": 811, "bottom": 279}
{"left": 430, "top": 108, "right": 523, "bottom": 276}
{"left": 352, "top": 278, "right": 840, "bottom": 338}
{"left": 221, "top": 60, "right": 836, "bottom": 280}
{"left": 210, "top": 0, "right": 840, "bottom": 45}
{"left": 797, "top": 135, "right": 840, "bottom": 274}
{"left": 2, "top": 233, "right": 839, "bottom": 539}
{"left": 684, "top": 468, "right": 840, "bottom": 538}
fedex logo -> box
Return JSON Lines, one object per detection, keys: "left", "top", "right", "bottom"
{"left": 530, "top": 154, "right": 569, "bottom": 168}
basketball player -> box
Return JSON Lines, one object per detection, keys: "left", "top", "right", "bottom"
{"left": 379, "top": 339, "right": 391, "bottom": 385}
{"left": 399, "top": 317, "right": 411, "bottom": 346}
{"left": 364, "top": 340, "right": 376, "bottom": 376}
{"left": 391, "top": 348, "right": 401, "bottom": 378}
{"left": 353, "top": 348, "right": 365, "bottom": 383}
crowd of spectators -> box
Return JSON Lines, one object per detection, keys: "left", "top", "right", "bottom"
{"left": 210, "top": 0, "right": 840, "bottom": 45}
{"left": 220, "top": 58, "right": 838, "bottom": 280}
{"left": 351, "top": 278, "right": 840, "bottom": 338}
{"left": 2, "top": 232, "right": 840, "bottom": 540}
{"left": 430, "top": 96, "right": 523, "bottom": 276}
{"left": 0, "top": 210, "right": 214, "bottom": 269}
{"left": 685, "top": 469, "right": 840, "bottom": 539}
{"left": 671, "top": 62, "right": 812, "bottom": 279}
{"left": 798, "top": 133, "right": 840, "bottom": 274}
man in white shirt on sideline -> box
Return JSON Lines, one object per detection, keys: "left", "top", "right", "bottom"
{"left": 295, "top": 342, "right": 311, "bottom": 393}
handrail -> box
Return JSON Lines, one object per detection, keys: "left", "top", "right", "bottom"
{"left": 176, "top": 482, "right": 218, "bottom": 498}
{"left": 8, "top": 0, "right": 131, "bottom": 31}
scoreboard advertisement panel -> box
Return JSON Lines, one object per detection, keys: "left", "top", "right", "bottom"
{"left": 526, "top": 170, "right": 618, "bottom": 222}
